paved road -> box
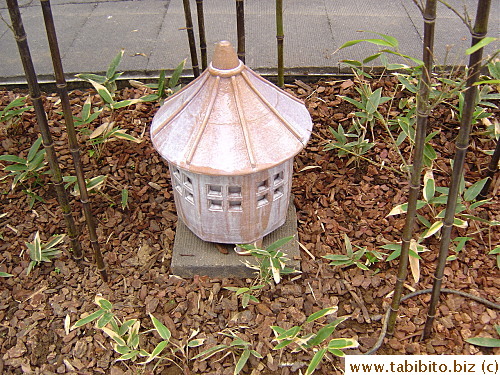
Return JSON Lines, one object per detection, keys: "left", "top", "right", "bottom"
{"left": 0, "top": 0, "right": 498, "bottom": 85}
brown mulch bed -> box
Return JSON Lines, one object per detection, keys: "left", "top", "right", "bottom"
{"left": 0, "top": 76, "right": 499, "bottom": 374}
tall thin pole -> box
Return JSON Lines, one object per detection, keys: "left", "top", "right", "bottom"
{"left": 276, "top": 0, "right": 284, "bottom": 87}
{"left": 386, "top": 0, "right": 437, "bottom": 335}
{"left": 422, "top": 0, "right": 492, "bottom": 339}
{"left": 195, "top": 0, "right": 207, "bottom": 71}
{"left": 6, "top": 0, "right": 82, "bottom": 259}
{"left": 40, "top": 0, "right": 108, "bottom": 282}
{"left": 236, "top": 0, "right": 245, "bottom": 63}
{"left": 183, "top": 0, "right": 200, "bottom": 77}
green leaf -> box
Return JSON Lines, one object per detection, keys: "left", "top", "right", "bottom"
{"left": 305, "top": 348, "right": 327, "bottom": 375}
{"left": 306, "top": 307, "right": 338, "bottom": 323}
{"left": 112, "top": 99, "right": 141, "bottom": 109}
{"left": 97, "top": 312, "right": 115, "bottom": 329}
{"left": 95, "top": 296, "right": 113, "bottom": 310}
{"left": 187, "top": 338, "right": 205, "bottom": 348}
{"left": 327, "top": 348, "right": 345, "bottom": 357}
{"left": 107, "top": 49, "right": 124, "bottom": 80}
{"left": 149, "top": 314, "right": 171, "bottom": 341}
{"left": 169, "top": 59, "right": 186, "bottom": 89}
{"left": 466, "top": 37, "right": 497, "bottom": 55}
{"left": 76, "top": 73, "right": 107, "bottom": 84}
{"left": 0, "top": 154, "right": 26, "bottom": 164}
{"left": 453, "top": 237, "right": 471, "bottom": 253}
{"left": 339, "top": 38, "right": 395, "bottom": 49}
{"left": 44, "top": 234, "right": 65, "bottom": 250}
{"left": 116, "top": 350, "right": 139, "bottom": 361}
{"left": 0, "top": 272, "right": 13, "bottom": 277}
{"left": 266, "top": 236, "right": 293, "bottom": 252}
{"left": 423, "top": 170, "right": 435, "bottom": 202}
{"left": 464, "top": 178, "right": 488, "bottom": 201}
{"left": 118, "top": 319, "right": 138, "bottom": 336}
{"left": 139, "top": 94, "right": 159, "bottom": 102}
{"left": 140, "top": 340, "right": 169, "bottom": 364}
{"left": 89, "top": 80, "right": 114, "bottom": 104}
{"left": 121, "top": 188, "right": 129, "bottom": 210}
{"left": 27, "top": 137, "right": 43, "bottom": 163}
{"left": 71, "top": 309, "right": 106, "bottom": 329}
{"left": 465, "top": 337, "right": 500, "bottom": 348}
{"left": 328, "top": 338, "right": 359, "bottom": 349}
{"left": 307, "top": 322, "right": 338, "bottom": 347}
{"left": 192, "top": 344, "right": 228, "bottom": 360}
{"left": 422, "top": 221, "right": 443, "bottom": 238}
{"left": 234, "top": 349, "right": 250, "bottom": 375}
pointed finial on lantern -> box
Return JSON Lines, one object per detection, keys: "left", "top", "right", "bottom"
{"left": 211, "top": 41, "right": 240, "bottom": 70}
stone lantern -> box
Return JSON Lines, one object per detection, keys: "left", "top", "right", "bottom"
{"left": 151, "top": 41, "right": 312, "bottom": 246}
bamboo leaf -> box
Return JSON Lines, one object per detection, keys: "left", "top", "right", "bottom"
{"left": 95, "top": 296, "right": 113, "bottom": 310}
{"left": 89, "top": 81, "right": 114, "bottom": 104}
{"left": 266, "top": 236, "right": 293, "bottom": 252}
{"left": 465, "top": 37, "right": 497, "bottom": 55}
{"left": 121, "top": 188, "right": 129, "bottom": 209}
{"left": 463, "top": 178, "right": 488, "bottom": 201}
{"left": 140, "top": 340, "right": 168, "bottom": 364}
{"left": 305, "top": 348, "right": 327, "bottom": 375}
{"left": 169, "top": 59, "right": 186, "bottom": 88}
{"left": 27, "top": 137, "right": 43, "bottom": 162}
{"left": 328, "top": 338, "right": 359, "bottom": 349}
{"left": 97, "top": 312, "right": 115, "bottom": 329}
{"left": 187, "top": 338, "right": 205, "bottom": 348}
{"left": 192, "top": 344, "right": 228, "bottom": 360}
{"left": 306, "top": 307, "right": 338, "bottom": 323}
{"left": 0, "top": 154, "right": 26, "bottom": 164}
{"left": 76, "top": 73, "right": 106, "bottom": 84}
{"left": 422, "top": 221, "right": 443, "bottom": 238}
{"left": 423, "top": 169, "right": 435, "bottom": 202}
{"left": 112, "top": 99, "right": 141, "bottom": 109}
{"left": 465, "top": 337, "right": 500, "bottom": 348}
{"left": 234, "top": 349, "right": 250, "bottom": 375}
{"left": 116, "top": 350, "right": 139, "bottom": 361}
{"left": 101, "top": 327, "right": 127, "bottom": 346}
{"left": 71, "top": 309, "right": 105, "bottom": 329}
{"left": 149, "top": 314, "right": 171, "bottom": 341}
{"left": 106, "top": 49, "right": 124, "bottom": 80}
{"left": 409, "top": 240, "right": 420, "bottom": 283}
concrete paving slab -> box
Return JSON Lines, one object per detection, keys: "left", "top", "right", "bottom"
{"left": 171, "top": 200, "right": 301, "bottom": 279}
{"left": 0, "top": 3, "right": 95, "bottom": 81}
{"left": 63, "top": 1, "right": 167, "bottom": 76}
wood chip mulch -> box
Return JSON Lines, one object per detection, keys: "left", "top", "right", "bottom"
{"left": 0, "top": 76, "right": 498, "bottom": 374}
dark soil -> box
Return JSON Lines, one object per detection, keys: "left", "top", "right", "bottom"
{"left": 0, "top": 76, "right": 499, "bottom": 374}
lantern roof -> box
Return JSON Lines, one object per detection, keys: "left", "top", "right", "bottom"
{"left": 150, "top": 41, "right": 312, "bottom": 176}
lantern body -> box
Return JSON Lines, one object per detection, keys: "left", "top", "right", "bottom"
{"left": 151, "top": 41, "right": 312, "bottom": 244}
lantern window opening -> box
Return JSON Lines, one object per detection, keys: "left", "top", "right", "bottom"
{"left": 257, "top": 179, "right": 268, "bottom": 193}
{"left": 184, "top": 190, "right": 195, "bottom": 205}
{"left": 273, "top": 186, "right": 284, "bottom": 201}
{"left": 228, "top": 200, "right": 243, "bottom": 212}
{"left": 257, "top": 194, "right": 269, "bottom": 208}
{"left": 208, "top": 199, "right": 223, "bottom": 211}
{"left": 228, "top": 186, "right": 242, "bottom": 198}
{"left": 172, "top": 167, "right": 181, "bottom": 180}
{"left": 273, "top": 171, "right": 284, "bottom": 186}
{"left": 207, "top": 184, "right": 223, "bottom": 197}
{"left": 183, "top": 175, "right": 193, "bottom": 191}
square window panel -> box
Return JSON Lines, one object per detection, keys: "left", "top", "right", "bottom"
{"left": 185, "top": 191, "right": 194, "bottom": 204}
{"left": 183, "top": 175, "right": 193, "bottom": 190}
{"left": 257, "top": 194, "right": 269, "bottom": 208}
{"left": 273, "top": 186, "right": 284, "bottom": 200}
{"left": 257, "top": 180, "right": 268, "bottom": 193}
{"left": 208, "top": 185, "right": 223, "bottom": 197}
{"left": 209, "top": 199, "right": 223, "bottom": 211}
{"left": 172, "top": 167, "right": 181, "bottom": 180}
{"left": 228, "top": 200, "right": 242, "bottom": 212}
{"left": 228, "top": 186, "right": 242, "bottom": 197}
{"left": 273, "top": 171, "right": 284, "bottom": 186}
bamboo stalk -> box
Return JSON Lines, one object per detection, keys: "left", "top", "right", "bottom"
{"left": 40, "top": 0, "right": 108, "bottom": 282}
{"left": 422, "top": 0, "right": 492, "bottom": 339}
{"left": 386, "top": 0, "right": 437, "bottom": 335}
{"left": 195, "top": 0, "right": 207, "bottom": 70}
{"left": 478, "top": 138, "right": 499, "bottom": 200}
{"left": 276, "top": 0, "right": 284, "bottom": 88}
{"left": 182, "top": 0, "right": 200, "bottom": 77}
{"left": 236, "top": 0, "right": 245, "bottom": 63}
{"left": 6, "top": 0, "right": 82, "bottom": 259}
